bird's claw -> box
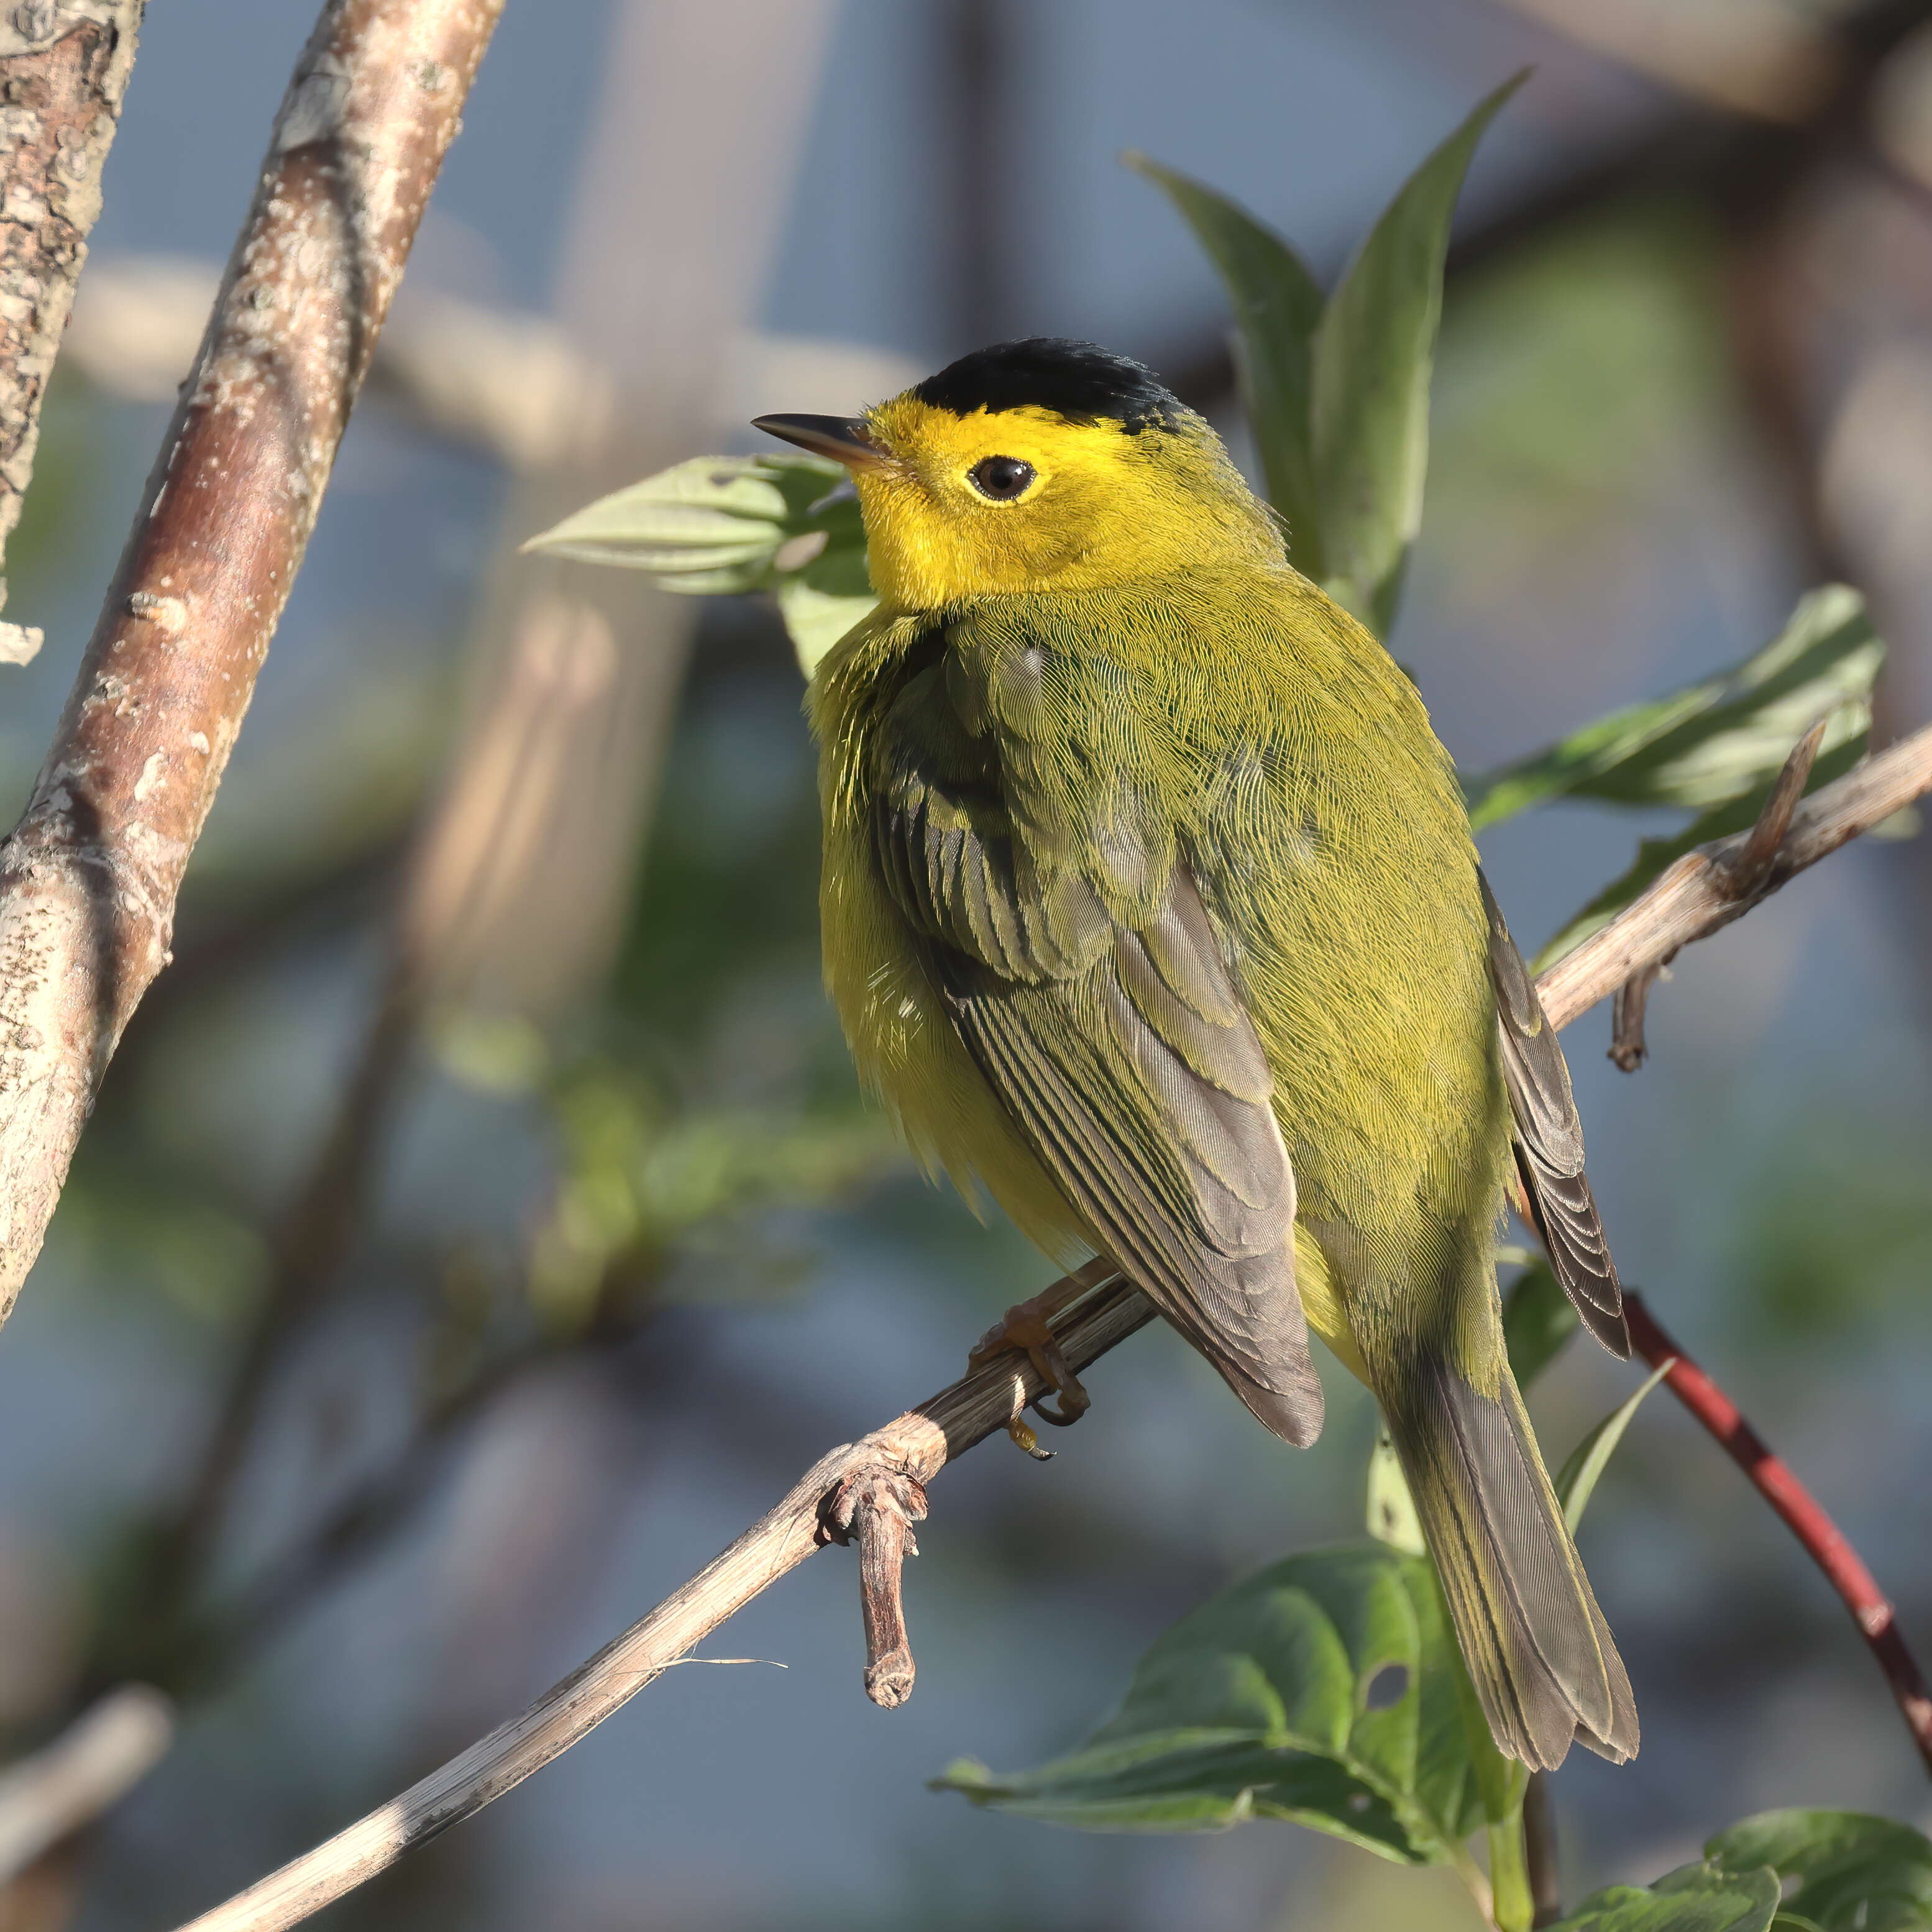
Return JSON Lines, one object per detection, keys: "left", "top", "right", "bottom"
{"left": 970, "top": 1299, "right": 1092, "bottom": 1445}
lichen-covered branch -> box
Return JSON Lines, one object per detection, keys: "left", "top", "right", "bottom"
{"left": 163, "top": 716, "right": 1932, "bottom": 1932}
{"left": 0, "top": 1, "right": 144, "bottom": 662}
{"left": 0, "top": 0, "right": 504, "bottom": 1327}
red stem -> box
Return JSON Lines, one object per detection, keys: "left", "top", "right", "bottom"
{"left": 1623, "top": 1291, "right": 1932, "bottom": 1777}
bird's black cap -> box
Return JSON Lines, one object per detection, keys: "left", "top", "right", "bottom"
{"left": 910, "top": 338, "right": 1183, "bottom": 434}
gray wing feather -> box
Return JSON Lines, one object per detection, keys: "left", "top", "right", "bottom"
{"left": 1479, "top": 871, "right": 1629, "bottom": 1358}
{"left": 870, "top": 654, "right": 1322, "bottom": 1444}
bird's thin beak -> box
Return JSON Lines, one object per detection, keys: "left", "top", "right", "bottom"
{"left": 751, "top": 413, "right": 886, "bottom": 470}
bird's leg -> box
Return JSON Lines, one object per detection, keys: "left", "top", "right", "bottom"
{"left": 969, "top": 1255, "right": 1117, "bottom": 1431}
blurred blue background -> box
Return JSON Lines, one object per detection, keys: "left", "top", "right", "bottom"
{"left": 0, "top": 2, "right": 1929, "bottom": 1927}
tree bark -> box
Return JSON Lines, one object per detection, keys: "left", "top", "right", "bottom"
{"left": 0, "top": 0, "right": 504, "bottom": 1326}
{"left": 0, "top": 1, "right": 144, "bottom": 661}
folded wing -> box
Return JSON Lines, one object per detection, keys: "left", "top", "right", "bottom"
{"left": 1480, "top": 870, "right": 1628, "bottom": 1358}
{"left": 871, "top": 648, "right": 1324, "bottom": 1445}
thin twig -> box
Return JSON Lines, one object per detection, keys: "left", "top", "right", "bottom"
{"left": 171, "top": 1278, "right": 1153, "bottom": 1932}
{"left": 1607, "top": 961, "right": 1665, "bottom": 1072}
{"left": 1607, "top": 715, "right": 1829, "bottom": 1070}
{"left": 167, "top": 712, "right": 1932, "bottom": 1932}
{"left": 0, "top": 0, "right": 505, "bottom": 1330}
{"left": 0, "top": 1688, "right": 172, "bottom": 1884}
{"left": 1537, "top": 721, "right": 1932, "bottom": 1030}
{"left": 1623, "top": 1292, "right": 1932, "bottom": 1775}
{"left": 1724, "top": 715, "right": 1829, "bottom": 899}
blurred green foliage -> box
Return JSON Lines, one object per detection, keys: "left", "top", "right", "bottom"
{"left": 521, "top": 1055, "right": 897, "bottom": 1330}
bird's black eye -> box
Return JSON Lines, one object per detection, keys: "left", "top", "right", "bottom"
{"left": 968, "top": 455, "right": 1037, "bottom": 501}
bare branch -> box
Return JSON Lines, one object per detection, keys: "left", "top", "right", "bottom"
{"left": 1537, "top": 721, "right": 1932, "bottom": 1032}
{"left": 0, "top": 1687, "right": 171, "bottom": 1883}
{"left": 0, "top": 1, "right": 142, "bottom": 664}
{"left": 172, "top": 1281, "right": 1154, "bottom": 1932}
{"left": 0, "top": 0, "right": 504, "bottom": 1329}
{"left": 168, "top": 712, "right": 1932, "bottom": 1932}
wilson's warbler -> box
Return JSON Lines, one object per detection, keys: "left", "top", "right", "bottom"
{"left": 756, "top": 338, "right": 1636, "bottom": 1771}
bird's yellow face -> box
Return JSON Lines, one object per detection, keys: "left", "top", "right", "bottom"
{"left": 754, "top": 339, "right": 1282, "bottom": 613}
{"left": 851, "top": 396, "right": 1203, "bottom": 608}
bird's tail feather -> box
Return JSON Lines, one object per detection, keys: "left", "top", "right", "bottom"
{"left": 1383, "top": 1356, "right": 1638, "bottom": 1772}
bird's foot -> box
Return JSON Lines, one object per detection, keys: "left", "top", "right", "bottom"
{"left": 969, "top": 1264, "right": 1110, "bottom": 1450}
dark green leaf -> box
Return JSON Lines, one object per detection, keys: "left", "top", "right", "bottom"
{"left": 934, "top": 1544, "right": 1490, "bottom": 1861}
{"left": 1311, "top": 73, "right": 1524, "bottom": 636}
{"left": 1467, "top": 585, "right": 1882, "bottom": 832}
{"left": 1707, "top": 1810, "right": 1932, "bottom": 1931}
{"left": 1126, "top": 153, "right": 1325, "bottom": 577}
{"left": 1554, "top": 1360, "right": 1672, "bottom": 1532}
{"left": 1549, "top": 1860, "right": 1781, "bottom": 1931}
{"left": 1503, "top": 1259, "right": 1577, "bottom": 1389}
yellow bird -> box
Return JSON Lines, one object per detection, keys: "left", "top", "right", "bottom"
{"left": 756, "top": 338, "right": 1636, "bottom": 1771}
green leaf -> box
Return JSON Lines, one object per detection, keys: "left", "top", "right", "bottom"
{"left": 1311, "top": 73, "right": 1524, "bottom": 636}
{"left": 521, "top": 454, "right": 838, "bottom": 585}
{"left": 771, "top": 485, "right": 876, "bottom": 676}
{"left": 934, "top": 1544, "right": 1492, "bottom": 1862}
{"left": 1707, "top": 1810, "right": 1932, "bottom": 1931}
{"left": 1467, "top": 585, "right": 1883, "bottom": 832}
{"left": 1502, "top": 1258, "right": 1577, "bottom": 1391}
{"left": 520, "top": 454, "right": 877, "bottom": 676}
{"left": 1549, "top": 1859, "right": 1782, "bottom": 1931}
{"left": 1126, "top": 153, "right": 1325, "bottom": 577}
{"left": 1554, "top": 1359, "right": 1672, "bottom": 1532}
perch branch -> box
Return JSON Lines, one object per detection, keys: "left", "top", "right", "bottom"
{"left": 0, "top": 0, "right": 504, "bottom": 1330}
{"left": 1623, "top": 1291, "right": 1932, "bottom": 1775}
{"left": 170, "top": 1280, "right": 1155, "bottom": 1932}
{"left": 168, "top": 718, "right": 1932, "bottom": 1932}
{"left": 0, "top": 1, "right": 143, "bottom": 664}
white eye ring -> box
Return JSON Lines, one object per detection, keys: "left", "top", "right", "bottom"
{"left": 968, "top": 455, "right": 1037, "bottom": 501}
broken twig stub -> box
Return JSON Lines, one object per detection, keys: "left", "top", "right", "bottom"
{"left": 823, "top": 1466, "right": 929, "bottom": 1709}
